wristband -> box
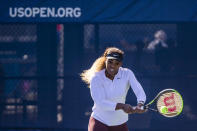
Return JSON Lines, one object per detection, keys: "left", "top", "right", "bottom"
{"left": 138, "top": 101, "right": 145, "bottom": 105}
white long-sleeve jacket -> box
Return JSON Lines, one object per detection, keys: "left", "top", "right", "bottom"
{"left": 90, "top": 67, "right": 146, "bottom": 126}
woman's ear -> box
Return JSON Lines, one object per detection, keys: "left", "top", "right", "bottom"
{"left": 119, "top": 62, "right": 123, "bottom": 66}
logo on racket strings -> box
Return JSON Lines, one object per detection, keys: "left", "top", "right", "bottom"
{"left": 163, "top": 93, "right": 176, "bottom": 112}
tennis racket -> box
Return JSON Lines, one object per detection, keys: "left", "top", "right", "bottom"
{"left": 145, "top": 89, "right": 183, "bottom": 117}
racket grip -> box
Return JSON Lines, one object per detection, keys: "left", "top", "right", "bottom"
{"left": 132, "top": 106, "right": 144, "bottom": 110}
{"left": 140, "top": 106, "right": 144, "bottom": 110}
{"left": 144, "top": 105, "right": 148, "bottom": 109}
{"left": 145, "top": 106, "right": 158, "bottom": 112}
{"left": 132, "top": 106, "right": 136, "bottom": 110}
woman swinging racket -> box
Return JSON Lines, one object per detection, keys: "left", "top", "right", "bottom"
{"left": 80, "top": 47, "right": 146, "bottom": 131}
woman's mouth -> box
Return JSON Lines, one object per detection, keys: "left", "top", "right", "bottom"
{"left": 110, "top": 68, "right": 115, "bottom": 72}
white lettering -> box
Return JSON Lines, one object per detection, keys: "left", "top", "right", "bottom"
{"left": 57, "top": 8, "right": 65, "bottom": 17}
{"left": 9, "top": 8, "right": 17, "bottom": 17}
{"left": 65, "top": 8, "right": 73, "bottom": 17}
{"left": 74, "top": 7, "right": 81, "bottom": 17}
{"left": 18, "top": 7, "right": 24, "bottom": 17}
{"left": 47, "top": 8, "right": 55, "bottom": 17}
{"left": 24, "top": 8, "right": 32, "bottom": 17}
{"left": 40, "top": 8, "right": 47, "bottom": 17}
{"left": 32, "top": 8, "right": 40, "bottom": 17}
{"left": 9, "top": 7, "right": 82, "bottom": 18}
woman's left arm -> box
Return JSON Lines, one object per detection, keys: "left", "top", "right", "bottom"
{"left": 128, "top": 70, "right": 146, "bottom": 107}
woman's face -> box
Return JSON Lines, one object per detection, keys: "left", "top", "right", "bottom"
{"left": 105, "top": 59, "right": 122, "bottom": 77}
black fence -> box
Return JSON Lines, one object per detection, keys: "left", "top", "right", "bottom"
{"left": 0, "top": 23, "right": 197, "bottom": 131}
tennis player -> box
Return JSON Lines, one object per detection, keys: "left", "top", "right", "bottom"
{"left": 81, "top": 47, "right": 146, "bottom": 131}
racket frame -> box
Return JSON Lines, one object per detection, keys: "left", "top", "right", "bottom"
{"left": 145, "top": 89, "right": 184, "bottom": 117}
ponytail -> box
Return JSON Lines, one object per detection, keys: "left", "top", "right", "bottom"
{"left": 80, "top": 56, "right": 106, "bottom": 85}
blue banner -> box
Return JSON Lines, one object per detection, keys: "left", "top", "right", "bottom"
{"left": 0, "top": 0, "right": 197, "bottom": 22}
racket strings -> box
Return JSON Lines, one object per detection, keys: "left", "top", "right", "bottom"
{"left": 157, "top": 92, "right": 183, "bottom": 117}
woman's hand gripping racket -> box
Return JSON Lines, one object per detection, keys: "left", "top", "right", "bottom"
{"left": 145, "top": 89, "right": 184, "bottom": 117}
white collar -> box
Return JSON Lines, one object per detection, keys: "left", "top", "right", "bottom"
{"left": 102, "top": 67, "right": 122, "bottom": 80}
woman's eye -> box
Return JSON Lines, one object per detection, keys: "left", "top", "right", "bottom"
{"left": 108, "top": 61, "right": 112, "bottom": 64}
{"left": 116, "top": 63, "right": 119, "bottom": 66}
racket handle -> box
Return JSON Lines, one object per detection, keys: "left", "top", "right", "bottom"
{"left": 132, "top": 106, "right": 144, "bottom": 110}
{"left": 132, "top": 106, "right": 136, "bottom": 110}
{"left": 146, "top": 107, "right": 158, "bottom": 112}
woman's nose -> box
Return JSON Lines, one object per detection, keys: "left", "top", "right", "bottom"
{"left": 110, "top": 64, "right": 115, "bottom": 68}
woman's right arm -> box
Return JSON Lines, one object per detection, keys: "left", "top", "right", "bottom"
{"left": 90, "top": 77, "right": 134, "bottom": 113}
{"left": 116, "top": 103, "right": 135, "bottom": 114}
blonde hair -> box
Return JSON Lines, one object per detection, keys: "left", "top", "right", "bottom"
{"left": 80, "top": 47, "right": 124, "bottom": 86}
